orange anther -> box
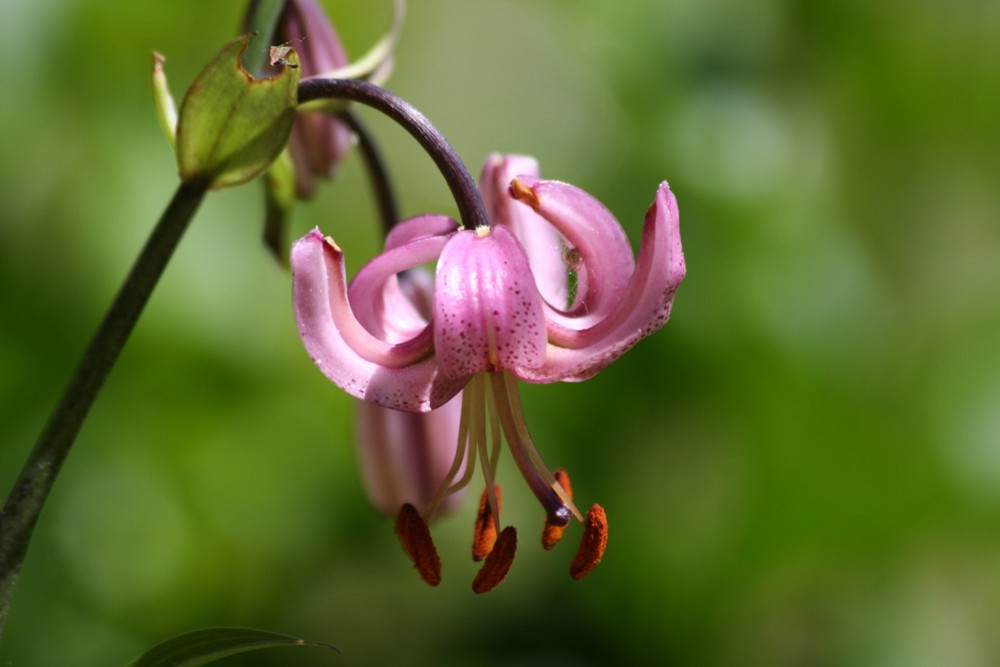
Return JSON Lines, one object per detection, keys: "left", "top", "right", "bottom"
{"left": 472, "top": 526, "right": 517, "bottom": 594}
{"left": 472, "top": 485, "right": 502, "bottom": 562}
{"left": 570, "top": 504, "right": 608, "bottom": 580}
{"left": 395, "top": 503, "right": 441, "bottom": 586}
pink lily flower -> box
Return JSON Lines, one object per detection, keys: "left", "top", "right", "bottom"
{"left": 291, "top": 155, "right": 685, "bottom": 590}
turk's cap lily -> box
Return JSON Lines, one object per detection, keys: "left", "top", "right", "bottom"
{"left": 292, "top": 155, "right": 684, "bottom": 590}
{"left": 291, "top": 167, "right": 685, "bottom": 407}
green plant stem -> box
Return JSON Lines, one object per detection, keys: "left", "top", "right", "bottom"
{"left": 0, "top": 182, "right": 207, "bottom": 638}
{"left": 240, "top": 0, "right": 287, "bottom": 75}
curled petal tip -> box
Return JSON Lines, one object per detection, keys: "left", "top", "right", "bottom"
{"left": 508, "top": 177, "right": 540, "bottom": 209}
{"left": 651, "top": 181, "right": 685, "bottom": 286}
{"left": 299, "top": 226, "right": 326, "bottom": 243}
{"left": 291, "top": 227, "right": 450, "bottom": 411}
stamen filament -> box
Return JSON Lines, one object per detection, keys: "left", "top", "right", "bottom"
{"left": 486, "top": 380, "right": 503, "bottom": 476}
{"left": 443, "top": 442, "right": 477, "bottom": 498}
{"left": 470, "top": 376, "right": 501, "bottom": 529}
{"left": 423, "top": 390, "right": 472, "bottom": 521}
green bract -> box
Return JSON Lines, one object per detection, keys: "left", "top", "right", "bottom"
{"left": 176, "top": 34, "right": 300, "bottom": 190}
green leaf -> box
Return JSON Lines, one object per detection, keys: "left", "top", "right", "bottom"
{"left": 176, "top": 34, "right": 300, "bottom": 190}
{"left": 126, "top": 627, "right": 339, "bottom": 667}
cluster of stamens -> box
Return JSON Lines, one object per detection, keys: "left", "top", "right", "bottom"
{"left": 395, "top": 468, "right": 608, "bottom": 593}
{"left": 392, "top": 369, "right": 609, "bottom": 592}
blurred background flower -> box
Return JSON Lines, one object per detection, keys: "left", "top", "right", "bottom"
{"left": 1, "top": 0, "right": 998, "bottom": 665}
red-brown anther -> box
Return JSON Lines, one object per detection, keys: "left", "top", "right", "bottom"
{"left": 395, "top": 503, "right": 441, "bottom": 586}
{"left": 472, "top": 485, "right": 502, "bottom": 562}
{"left": 472, "top": 526, "right": 517, "bottom": 594}
{"left": 542, "top": 469, "right": 573, "bottom": 550}
{"left": 570, "top": 504, "right": 608, "bottom": 580}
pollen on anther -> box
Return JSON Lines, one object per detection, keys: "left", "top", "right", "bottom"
{"left": 472, "top": 526, "right": 517, "bottom": 594}
{"left": 542, "top": 470, "right": 573, "bottom": 550}
{"left": 395, "top": 503, "right": 442, "bottom": 586}
{"left": 569, "top": 504, "right": 608, "bottom": 580}
{"left": 472, "top": 485, "right": 502, "bottom": 562}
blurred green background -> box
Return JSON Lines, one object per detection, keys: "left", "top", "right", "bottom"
{"left": 2, "top": 0, "right": 999, "bottom": 665}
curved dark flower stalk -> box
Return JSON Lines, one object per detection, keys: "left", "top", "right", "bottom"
{"left": 336, "top": 106, "right": 469, "bottom": 521}
{"left": 298, "top": 78, "right": 490, "bottom": 231}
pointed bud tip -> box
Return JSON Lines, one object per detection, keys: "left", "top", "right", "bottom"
{"left": 570, "top": 504, "right": 608, "bottom": 580}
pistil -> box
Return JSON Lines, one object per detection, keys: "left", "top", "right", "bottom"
{"left": 542, "top": 469, "right": 573, "bottom": 550}
{"left": 489, "top": 372, "right": 581, "bottom": 525}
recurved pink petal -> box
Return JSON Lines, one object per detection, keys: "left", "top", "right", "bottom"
{"left": 292, "top": 228, "right": 464, "bottom": 410}
{"left": 480, "top": 154, "right": 569, "bottom": 310}
{"left": 384, "top": 214, "right": 459, "bottom": 251}
{"left": 509, "top": 177, "right": 636, "bottom": 338}
{"left": 516, "top": 182, "right": 685, "bottom": 383}
{"left": 348, "top": 233, "right": 449, "bottom": 342}
{"left": 433, "top": 226, "right": 548, "bottom": 379}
